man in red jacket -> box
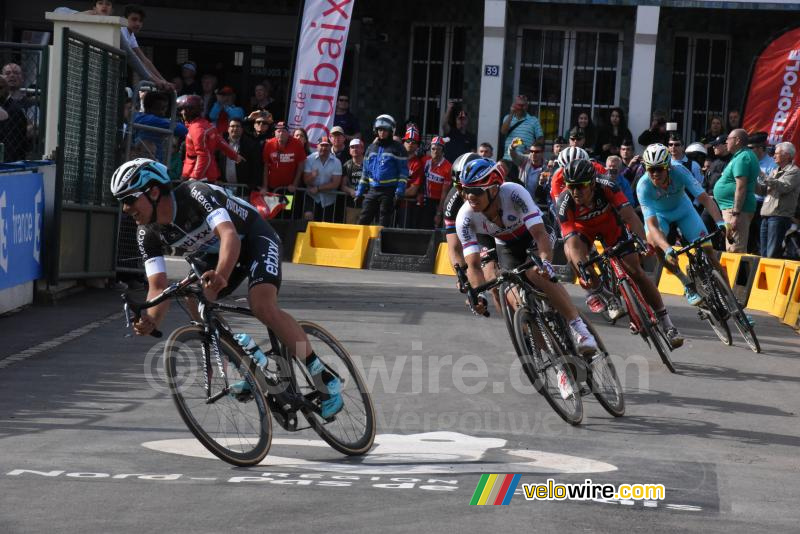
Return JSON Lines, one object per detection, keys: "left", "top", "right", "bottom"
{"left": 177, "top": 94, "right": 242, "bottom": 182}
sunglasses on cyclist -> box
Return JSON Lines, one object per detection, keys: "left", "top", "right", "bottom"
{"left": 565, "top": 182, "right": 591, "bottom": 191}
{"left": 462, "top": 186, "right": 490, "bottom": 196}
{"left": 646, "top": 165, "right": 669, "bottom": 173}
{"left": 119, "top": 192, "right": 144, "bottom": 206}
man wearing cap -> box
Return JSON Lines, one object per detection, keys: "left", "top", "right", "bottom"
{"left": 747, "top": 131, "right": 777, "bottom": 252}
{"left": 330, "top": 126, "right": 350, "bottom": 165}
{"left": 179, "top": 62, "right": 201, "bottom": 96}
{"left": 209, "top": 86, "right": 245, "bottom": 135}
{"left": 668, "top": 133, "right": 703, "bottom": 187}
{"left": 417, "top": 136, "right": 452, "bottom": 229}
{"left": 713, "top": 129, "right": 760, "bottom": 252}
{"left": 706, "top": 135, "right": 731, "bottom": 193}
{"left": 341, "top": 139, "right": 365, "bottom": 223}
{"left": 398, "top": 125, "right": 425, "bottom": 227}
{"left": 262, "top": 122, "right": 307, "bottom": 193}
{"left": 302, "top": 136, "right": 342, "bottom": 222}
{"left": 568, "top": 127, "right": 587, "bottom": 151}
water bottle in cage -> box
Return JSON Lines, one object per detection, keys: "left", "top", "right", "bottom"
{"left": 233, "top": 333, "right": 269, "bottom": 370}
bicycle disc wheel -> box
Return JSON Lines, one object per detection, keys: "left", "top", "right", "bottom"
{"left": 619, "top": 279, "right": 677, "bottom": 373}
{"left": 699, "top": 271, "right": 732, "bottom": 345}
{"left": 294, "top": 321, "right": 376, "bottom": 455}
{"left": 580, "top": 313, "right": 625, "bottom": 417}
{"left": 713, "top": 270, "right": 761, "bottom": 353}
{"left": 500, "top": 282, "right": 522, "bottom": 355}
{"left": 163, "top": 325, "right": 272, "bottom": 466}
{"left": 513, "top": 308, "right": 583, "bottom": 425}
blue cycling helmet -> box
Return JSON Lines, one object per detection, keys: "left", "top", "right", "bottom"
{"left": 111, "top": 158, "right": 171, "bottom": 199}
{"left": 461, "top": 157, "right": 504, "bottom": 188}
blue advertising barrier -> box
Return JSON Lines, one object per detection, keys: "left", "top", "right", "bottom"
{"left": 0, "top": 172, "right": 44, "bottom": 290}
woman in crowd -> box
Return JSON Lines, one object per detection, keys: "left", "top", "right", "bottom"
{"left": 596, "top": 107, "right": 632, "bottom": 161}
{"left": 701, "top": 115, "right": 724, "bottom": 150}
{"left": 566, "top": 110, "right": 599, "bottom": 158}
{"left": 293, "top": 127, "right": 312, "bottom": 155}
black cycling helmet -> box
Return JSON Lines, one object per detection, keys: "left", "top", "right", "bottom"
{"left": 451, "top": 152, "right": 481, "bottom": 183}
{"left": 563, "top": 158, "right": 596, "bottom": 185}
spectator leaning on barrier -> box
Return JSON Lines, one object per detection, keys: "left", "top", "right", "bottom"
{"left": 399, "top": 124, "right": 425, "bottom": 228}
{"left": 330, "top": 126, "right": 349, "bottom": 166}
{"left": 442, "top": 100, "right": 477, "bottom": 163}
{"left": 356, "top": 114, "right": 408, "bottom": 227}
{"left": 756, "top": 142, "right": 800, "bottom": 258}
{"left": 341, "top": 139, "right": 365, "bottom": 223}
{"left": 333, "top": 94, "right": 360, "bottom": 142}
{"left": 500, "top": 94, "right": 544, "bottom": 166}
{"left": 418, "top": 136, "right": 452, "bottom": 229}
{"left": 122, "top": 5, "right": 173, "bottom": 91}
{"left": 177, "top": 94, "right": 241, "bottom": 183}
{"left": 713, "top": 129, "right": 760, "bottom": 253}
{"left": 219, "top": 118, "right": 263, "bottom": 192}
{"left": 133, "top": 90, "right": 188, "bottom": 161}
{"left": 262, "top": 121, "right": 306, "bottom": 193}
{"left": 477, "top": 142, "right": 493, "bottom": 159}
{"left": 209, "top": 86, "right": 245, "bottom": 136}
{"left": 0, "top": 76, "right": 28, "bottom": 162}
{"left": 302, "top": 135, "right": 342, "bottom": 222}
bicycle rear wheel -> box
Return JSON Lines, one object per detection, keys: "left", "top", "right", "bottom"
{"left": 580, "top": 314, "right": 625, "bottom": 417}
{"left": 619, "top": 279, "right": 677, "bottom": 373}
{"left": 163, "top": 325, "right": 272, "bottom": 466}
{"left": 294, "top": 321, "right": 376, "bottom": 455}
{"left": 713, "top": 270, "right": 761, "bottom": 353}
{"left": 513, "top": 308, "right": 583, "bottom": 425}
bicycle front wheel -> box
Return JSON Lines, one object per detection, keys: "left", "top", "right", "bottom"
{"left": 500, "top": 282, "right": 522, "bottom": 355}
{"left": 698, "top": 270, "right": 732, "bottom": 345}
{"left": 513, "top": 308, "right": 583, "bottom": 425}
{"left": 163, "top": 325, "right": 272, "bottom": 466}
{"left": 619, "top": 279, "right": 677, "bottom": 373}
{"left": 294, "top": 321, "right": 376, "bottom": 455}
{"left": 580, "top": 314, "right": 625, "bottom": 417}
{"left": 713, "top": 270, "right": 761, "bottom": 353}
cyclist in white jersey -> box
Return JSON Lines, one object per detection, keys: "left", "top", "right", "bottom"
{"left": 455, "top": 158, "right": 598, "bottom": 355}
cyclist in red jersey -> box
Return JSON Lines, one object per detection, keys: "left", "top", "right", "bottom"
{"left": 177, "top": 94, "right": 242, "bottom": 182}
{"left": 557, "top": 159, "right": 683, "bottom": 347}
{"left": 549, "top": 146, "right": 606, "bottom": 202}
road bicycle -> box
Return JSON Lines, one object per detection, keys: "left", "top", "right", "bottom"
{"left": 579, "top": 234, "right": 678, "bottom": 373}
{"left": 122, "top": 255, "right": 376, "bottom": 466}
{"left": 462, "top": 251, "right": 625, "bottom": 425}
{"left": 673, "top": 230, "right": 761, "bottom": 353}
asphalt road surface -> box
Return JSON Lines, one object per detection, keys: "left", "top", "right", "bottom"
{"left": 1, "top": 262, "right": 798, "bottom": 533}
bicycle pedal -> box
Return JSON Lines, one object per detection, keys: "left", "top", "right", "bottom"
{"left": 579, "top": 383, "right": 592, "bottom": 397}
{"left": 629, "top": 323, "right": 639, "bottom": 335}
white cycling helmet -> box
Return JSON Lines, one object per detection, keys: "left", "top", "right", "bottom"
{"left": 685, "top": 142, "right": 707, "bottom": 157}
{"left": 642, "top": 143, "right": 671, "bottom": 168}
{"left": 110, "top": 158, "right": 171, "bottom": 199}
{"left": 373, "top": 114, "right": 396, "bottom": 134}
{"left": 556, "top": 146, "right": 589, "bottom": 168}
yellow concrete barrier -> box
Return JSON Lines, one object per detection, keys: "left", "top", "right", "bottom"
{"left": 782, "top": 269, "right": 800, "bottom": 329}
{"left": 746, "top": 258, "right": 786, "bottom": 313}
{"left": 434, "top": 242, "right": 455, "bottom": 276}
{"left": 292, "top": 222, "right": 381, "bottom": 269}
{"left": 771, "top": 261, "right": 800, "bottom": 317}
{"left": 719, "top": 252, "right": 745, "bottom": 287}
{"left": 657, "top": 254, "right": 690, "bottom": 296}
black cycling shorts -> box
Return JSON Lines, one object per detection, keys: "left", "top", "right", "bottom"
{"left": 496, "top": 233, "right": 536, "bottom": 271}
{"left": 199, "top": 218, "right": 283, "bottom": 298}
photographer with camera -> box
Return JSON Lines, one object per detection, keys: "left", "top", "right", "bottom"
{"left": 637, "top": 110, "right": 669, "bottom": 148}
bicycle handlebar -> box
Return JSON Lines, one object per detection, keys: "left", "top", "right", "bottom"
{"left": 671, "top": 228, "right": 723, "bottom": 257}
{"left": 577, "top": 234, "right": 645, "bottom": 282}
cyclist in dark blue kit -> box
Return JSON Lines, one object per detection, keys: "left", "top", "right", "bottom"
{"left": 111, "top": 158, "right": 342, "bottom": 418}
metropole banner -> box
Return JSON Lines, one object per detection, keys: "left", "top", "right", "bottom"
{"left": 742, "top": 27, "right": 800, "bottom": 162}
{"left": 287, "top": 0, "right": 354, "bottom": 147}
{"left": 0, "top": 173, "right": 44, "bottom": 290}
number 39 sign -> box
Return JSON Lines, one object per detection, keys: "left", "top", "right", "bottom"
{"left": 484, "top": 65, "right": 500, "bottom": 77}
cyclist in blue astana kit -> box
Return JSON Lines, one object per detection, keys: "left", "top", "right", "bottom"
{"left": 111, "top": 158, "right": 343, "bottom": 418}
{"left": 455, "top": 158, "right": 599, "bottom": 355}
{"left": 636, "top": 144, "right": 729, "bottom": 306}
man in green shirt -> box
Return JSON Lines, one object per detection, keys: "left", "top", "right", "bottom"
{"left": 713, "top": 129, "right": 760, "bottom": 252}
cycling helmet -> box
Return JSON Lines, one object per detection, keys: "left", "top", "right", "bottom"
{"left": 642, "top": 143, "right": 671, "bottom": 168}
{"left": 563, "top": 159, "right": 596, "bottom": 185}
{"left": 461, "top": 158, "right": 504, "bottom": 188}
{"left": 374, "top": 114, "right": 396, "bottom": 133}
{"left": 111, "top": 158, "right": 171, "bottom": 199}
{"left": 451, "top": 152, "right": 481, "bottom": 183}
{"left": 176, "top": 94, "right": 203, "bottom": 117}
{"left": 556, "top": 146, "right": 589, "bottom": 168}
{"left": 685, "top": 142, "right": 707, "bottom": 157}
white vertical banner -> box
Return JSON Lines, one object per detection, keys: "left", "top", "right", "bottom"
{"left": 287, "top": 0, "right": 355, "bottom": 148}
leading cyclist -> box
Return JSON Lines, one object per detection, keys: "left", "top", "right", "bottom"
{"left": 111, "top": 158, "right": 343, "bottom": 418}
{"left": 455, "top": 158, "right": 599, "bottom": 355}
{"left": 637, "top": 144, "right": 730, "bottom": 306}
